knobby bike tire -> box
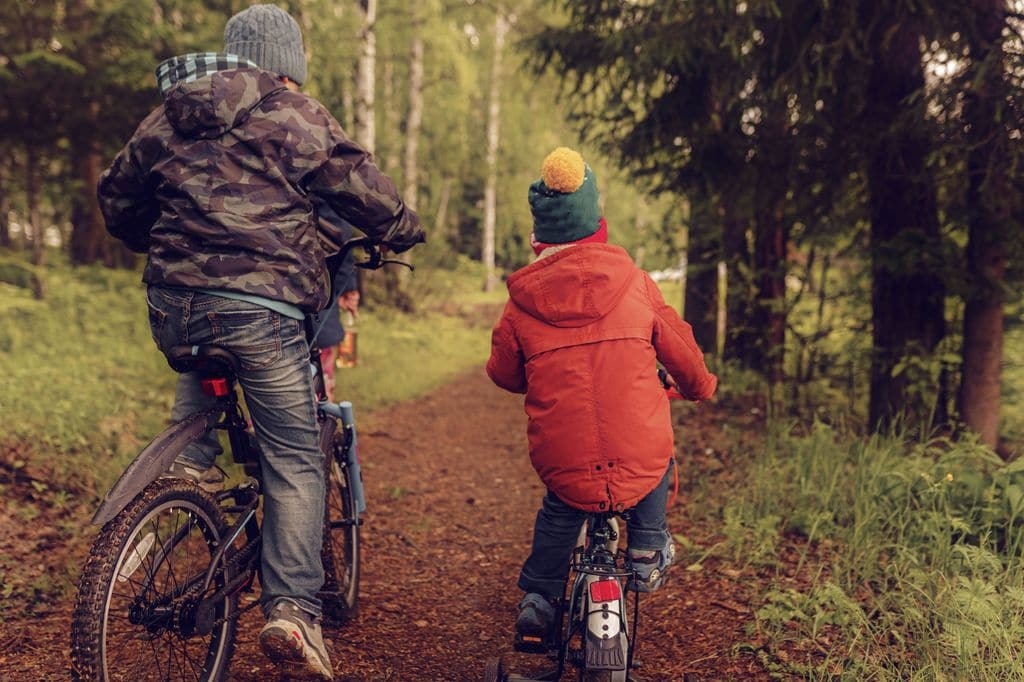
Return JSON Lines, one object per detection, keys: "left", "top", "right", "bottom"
{"left": 71, "top": 479, "right": 237, "bottom": 681}
{"left": 320, "top": 433, "right": 361, "bottom": 624}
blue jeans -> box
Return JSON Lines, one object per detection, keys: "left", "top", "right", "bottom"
{"left": 146, "top": 286, "right": 325, "bottom": 618}
{"left": 518, "top": 459, "right": 674, "bottom": 599}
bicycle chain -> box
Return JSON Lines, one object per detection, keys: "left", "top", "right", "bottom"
{"left": 172, "top": 538, "right": 262, "bottom": 633}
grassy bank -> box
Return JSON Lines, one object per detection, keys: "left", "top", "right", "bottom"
{"left": 0, "top": 254, "right": 494, "bottom": 497}
{"left": 720, "top": 422, "right": 1024, "bottom": 680}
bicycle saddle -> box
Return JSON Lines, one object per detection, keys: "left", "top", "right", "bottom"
{"left": 165, "top": 344, "right": 241, "bottom": 376}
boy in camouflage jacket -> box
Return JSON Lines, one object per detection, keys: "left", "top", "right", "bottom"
{"left": 98, "top": 5, "right": 423, "bottom": 679}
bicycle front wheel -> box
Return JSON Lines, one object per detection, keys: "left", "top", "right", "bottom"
{"left": 320, "top": 439, "right": 361, "bottom": 624}
{"left": 71, "top": 479, "right": 237, "bottom": 681}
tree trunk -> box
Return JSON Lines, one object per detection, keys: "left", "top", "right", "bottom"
{"left": 26, "top": 145, "right": 45, "bottom": 299}
{"left": 633, "top": 196, "right": 648, "bottom": 268}
{"left": 404, "top": 35, "right": 424, "bottom": 213}
{"left": 482, "top": 8, "right": 508, "bottom": 292}
{"left": 354, "top": 0, "right": 377, "bottom": 154}
{"left": 342, "top": 79, "right": 355, "bottom": 133}
{"left": 69, "top": 118, "right": 108, "bottom": 265}
{"left": 0, "top": 157, "right": 10, "bottom": 248}
{"left": 434, "top": 176, "right": 453, "bottom": 240}
{"left": 752, "top": 193, "right": 788, "bottom": 385}
{"left": 684, "top": 225, "right": 718, "bottom": 352}
{"left": 958, "top": 0, "right": 1009, "bottom": 450}
{"left": 864, "top": 16, "right": 947, "bottom": 432}
{"left": 382, "top": 59, "right": 399, "bottom": 176}
{"left": 722, "top": 201, "right": 756, "bottom": 364}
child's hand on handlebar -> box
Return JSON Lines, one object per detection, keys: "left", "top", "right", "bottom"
{"left": 657, "top": 369, "right": 687, "bottom": 401}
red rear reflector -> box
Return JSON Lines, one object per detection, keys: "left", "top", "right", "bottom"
{"left": 200, "top": 377, "right": 230, "bottom": 397}
{"left": 590, "top": 579, "right": 621, "bottom": 603}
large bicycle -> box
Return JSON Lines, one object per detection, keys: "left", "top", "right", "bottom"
{"left": 70, "top": 238, "right": 404, "bottom": 681}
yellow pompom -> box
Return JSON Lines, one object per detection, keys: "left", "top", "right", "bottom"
{"left": 541, "top": 147, "right": 586, "bottom": 193}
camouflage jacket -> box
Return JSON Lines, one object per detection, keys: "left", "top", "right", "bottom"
{"left": 98, "top": 53, "right": 423, "bottom": 313}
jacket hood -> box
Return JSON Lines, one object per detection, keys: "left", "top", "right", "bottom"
{"left": 506, "top": 244, "right": 637, "bottom": 328}
{"left": 156, "top": 53, "right": 285, "bottom": 139}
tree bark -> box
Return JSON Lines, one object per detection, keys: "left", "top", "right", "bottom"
{"left": 864, "top": 16, "right": 947, "bottom": 432}
{"left": 69, "top": 116, "right": 108, "bottom": 265}
{"left": 434, "top": 176, "right": 452, "bottom": 240}
{"left": 958, "top": 0, "right": 1009, "bottom": 449}
{"left": 722, "top": 200, "right": 756, "bottom": 364}
{"left": 382, "top": 59, "right": 399, "bottom": 176}
{"left": 482, "top": 8, "right": 508, "bottom": 292}
{"left": 684, "top": 224, "right": 718, "bottom": 352}
{"left": 354, "top": 0, "right": 377, "bottom": 154}
{"left": 404, "top": 35, "right": 424, "bottom": 213}
{"left": 752, "top": 192, "right": 788, "bottom": 385}
{"left": 26, "top": 145, "right": 45, "bottom": 299}
{"left": 0, "top": 157, "right": 10, "bottom": 248}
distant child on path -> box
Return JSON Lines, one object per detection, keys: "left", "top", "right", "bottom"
{"left": 486, "top": 147, "right": 717, "bottom": 638}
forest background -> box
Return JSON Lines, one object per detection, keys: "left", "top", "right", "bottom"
{"left": 1, "top": 0, "right": 1024, "bottom": 677}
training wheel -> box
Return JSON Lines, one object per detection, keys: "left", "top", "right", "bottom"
{"left": 484, "top": 656, "right": 507, "bottom": 682}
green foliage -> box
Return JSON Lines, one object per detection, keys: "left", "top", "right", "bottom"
{"left": 729, "top": 421, "right": 1024, "bottom": 678}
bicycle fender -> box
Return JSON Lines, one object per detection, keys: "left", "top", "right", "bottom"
{"left": 91, "top": 407, "right": 224, "bottom": 526}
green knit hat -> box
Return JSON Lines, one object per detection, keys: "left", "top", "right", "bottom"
{"left": 528, "top": 147, "right": 601, "bottom": 244}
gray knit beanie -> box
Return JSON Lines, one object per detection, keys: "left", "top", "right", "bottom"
{"left": 224, "top": 4, "right": 307, "bottom": 85}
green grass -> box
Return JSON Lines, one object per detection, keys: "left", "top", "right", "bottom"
{"left": 725, "top": 422, "right": 1024, "bottom": 680}
{"left": 0, "top": 252, "right": 492, "bottom": 496}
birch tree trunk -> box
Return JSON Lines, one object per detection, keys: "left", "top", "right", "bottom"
{"left": 354, "top": 0, "right": 376, "bottom": 154}
{"left": 404, "top": 34, "right": 424, "bottom": 213}
{"left": 382, "top": 59, "right": 399, "bottom": 176}
{"left": 482, "top": 8, "right": 509, "bottom": 292}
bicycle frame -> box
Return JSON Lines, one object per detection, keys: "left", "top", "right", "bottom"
{"left": 506, "top": 513, "right": 638, "bottom": 682}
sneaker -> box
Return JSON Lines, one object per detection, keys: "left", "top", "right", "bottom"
{"left": 259, "top": 602, "right": 334, "bottom": 681}
{"left": 515, "top": 593, "right": 556, "bottom": 637}
{"left": 628, "top": 537, "right": 676, "bottom": 593}
{"left": 160, "top": 460, "right": 225, "bottom": 493}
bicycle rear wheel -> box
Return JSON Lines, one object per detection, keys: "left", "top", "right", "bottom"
{"left": 320, "top": 437, "right": 361, "bottom": 624}
{"left": 71, "top": 479, "right": 236, "bottom": 681}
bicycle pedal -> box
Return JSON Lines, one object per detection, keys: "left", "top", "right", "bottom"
{"left": 513, "top": 632, "right": 552, "bottom": 654}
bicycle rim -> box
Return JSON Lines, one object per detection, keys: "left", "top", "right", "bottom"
{"left": 320, "top": 453, "right": 360, "bottom": 622}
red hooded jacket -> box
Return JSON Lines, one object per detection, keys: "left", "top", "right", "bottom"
{"left": 486, "top": 244, "right": 717, "bottom": 512}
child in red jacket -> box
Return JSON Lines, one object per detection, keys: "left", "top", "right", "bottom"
{"left": 486, "top": 147, "right": 717, "bottom": 637}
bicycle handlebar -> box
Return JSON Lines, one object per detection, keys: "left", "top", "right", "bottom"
{"left": 658, "top": 368, "right": 686, "bottom": 401}
{"left": 336, "top": 236, "right": 414, "bottom": 272}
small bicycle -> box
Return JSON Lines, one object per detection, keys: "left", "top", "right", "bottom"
{"left": 70, "top": 238, "right": 404, "bottom": 681}
{"left": 485, "top": 374, "right": 685, "bottom": 682}
{"left": 485, "top": 512, "right": 641, "bottom": 682}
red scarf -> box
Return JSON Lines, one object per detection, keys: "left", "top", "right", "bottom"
{"left": 530, "top": 217, "right": 608, "bottom": 256}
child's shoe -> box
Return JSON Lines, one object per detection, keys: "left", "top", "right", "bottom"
{"left": 515, "top": 593, "right": 556, "bottom": 637}
{"left": 628, "top": 538, "right": 676, "bottom": 592}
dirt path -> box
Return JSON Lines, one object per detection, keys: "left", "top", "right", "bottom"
{"left": 4, "top": 369, "right": 769, "bottom": 681}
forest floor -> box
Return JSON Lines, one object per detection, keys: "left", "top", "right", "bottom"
{"left": 1, "top": 368, "right": 795, "bottom": 681}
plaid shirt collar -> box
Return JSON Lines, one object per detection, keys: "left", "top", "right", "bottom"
{"left": 156, "top": 53, "right": 259, "bottom": 97}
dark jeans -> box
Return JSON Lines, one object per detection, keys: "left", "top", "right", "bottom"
{"left": 146, "top": 286, "right": 326, "bottom": 618}
{"left": 518, "top": 459, "right": 675, "bottom": 599}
